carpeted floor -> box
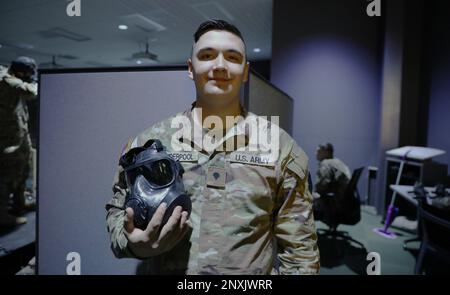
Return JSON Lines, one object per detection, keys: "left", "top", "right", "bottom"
{"left": 316, "top": 206, "right": 419, "bottom": 275}
{"left": 0, "top": 211, "right": 36, "bottom": 274}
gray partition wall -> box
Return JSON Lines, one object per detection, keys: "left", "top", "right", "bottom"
{"left": 245, "top": 70, "right": 293, "bottom": 135}
{"left": 38, "top": 67, "right": 195, "bottom": 274}
{"left": 38, "top": 66, "right": 293, "bottom": 274}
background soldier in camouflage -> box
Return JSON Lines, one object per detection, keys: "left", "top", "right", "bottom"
{"left": 313, "top": 142, "right": 351, "bottom": 228}
{"left": 106, "top": 20, "right": 320, "bottom": 274}
{"left": 0, "top": 57, "right": 37, "bottom": 227}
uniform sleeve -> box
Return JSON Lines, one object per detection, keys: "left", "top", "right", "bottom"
{"left": 274, "top": 143, "right": 320, "bottom": 275}
{"left": 105, "top": 140, "right": 139, "bottom": 259}
{"left": 3, "top": 73, "right": 38, "bottom": 100}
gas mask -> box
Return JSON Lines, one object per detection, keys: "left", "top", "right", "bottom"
{"left": 120, "top": 139, "right": 191, "bottom": 230}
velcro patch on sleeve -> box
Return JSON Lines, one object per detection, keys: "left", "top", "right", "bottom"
{"left": 286, "top": 144, "right": 308, "bottom": 180}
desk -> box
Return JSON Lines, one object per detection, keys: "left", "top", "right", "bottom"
{"left": 390, "top": 185, "right": 450, "bottom": 207}
{"left": 384, "top": 157, "right": 447, "bottom": 219}
{"left": 389, "top": 185, "right": 450, "bottom": 250}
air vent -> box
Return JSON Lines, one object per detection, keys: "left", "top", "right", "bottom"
{"left": 39, "top": 28, "right": 91, "bottom": 42}
{"left": 120, "top": 14, "right": 166, "bottom": 33}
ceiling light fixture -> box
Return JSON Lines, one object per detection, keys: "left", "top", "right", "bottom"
{"left": 253, "top": 48, "right": 261, "bottom": 53}
{"left": 118, "top": 25, "right": 128, "bottom": 30}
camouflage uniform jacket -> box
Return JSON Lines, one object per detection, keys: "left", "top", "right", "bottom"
{"left": 0, "top": 66, "right": 37, "bottom": 151}
{"left": 315, "top": 158, "right": 351, "bottom": 197}
{"left": 106, "top": 104, "right": 320, "bottom": 275}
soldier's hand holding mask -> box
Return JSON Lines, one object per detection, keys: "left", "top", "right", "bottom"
{"left": 123, "top": 204, "right": 189, "bottom": 257}
{"left": 120, "top": 139, "right": 191, "bottom": 257}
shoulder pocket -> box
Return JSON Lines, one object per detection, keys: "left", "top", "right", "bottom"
{"left": 285, "top": 144, "right": 308, "bottom": 180}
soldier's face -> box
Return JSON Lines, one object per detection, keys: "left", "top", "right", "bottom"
{"left": 188, "top": 30, "right": 249, "bottom": 105}
{"left": 316, "top": 148, "right": 327, "bottom": 161}
{"left": 14, "top": 71, "right": 32, "bottom": 82}
{"left": 15, "top": 71, "right": 26, "bottom": 79}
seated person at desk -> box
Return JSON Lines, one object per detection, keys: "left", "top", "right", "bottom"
{"left": 313, "top": 143, "right": 351, "bottom": 228}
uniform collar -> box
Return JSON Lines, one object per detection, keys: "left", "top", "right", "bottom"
{"left": 188, "top": 101, "right": 248, "bottom": 118}
{"left": 178, "top": 101, "right": 250, "bottom": 155}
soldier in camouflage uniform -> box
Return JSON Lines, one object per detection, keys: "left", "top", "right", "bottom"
{"left": 313, "top": 143, "right": 351, "bottom": 228}
{"left": 0, "top": 57, "right": 37, "bottom": 227}
{"left": 106, "top": 20, "right": 320, "bottom": 274}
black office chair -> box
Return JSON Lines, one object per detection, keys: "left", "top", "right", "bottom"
{"left": 316, "top": 167, "right": 365, "bottom": 248}
{"left": 414, "top": 194, "right": 450, "bottom": 274}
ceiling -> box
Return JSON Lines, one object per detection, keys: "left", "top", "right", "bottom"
{"left": 0, "top": 0, "right": 272, "bottom": 69}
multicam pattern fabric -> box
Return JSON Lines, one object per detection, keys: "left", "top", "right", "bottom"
{"left": 315, "top": 158, "right": 351, "bottom": 197}
{"left": 0, "top": 66, "right": 37, "bottom": 211}
{"left": 0, "top": 66, "right": 36, "bottom": 154}
{"left": 106, "top": 104, "right": 320, "bottom": 274}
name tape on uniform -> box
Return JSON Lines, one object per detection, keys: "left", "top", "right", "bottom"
{"left": 168, "top": 151, "right": 198, "bottom": 162}
{"left": 230, "top": 152, "right": 275, "bottom": 167}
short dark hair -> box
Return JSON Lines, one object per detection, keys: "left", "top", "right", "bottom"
{"left": 194, "top": 19, "right": 245, "bottom": 44}
{"left": 9, "top": 56, "right": 37, "bottom": 75}
{"left": 8, "top": 56, "right": 37, "bottom": 82}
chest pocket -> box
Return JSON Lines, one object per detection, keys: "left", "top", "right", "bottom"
{"left": 226, "top": 152, "right": 277, "bottom": 213}
{"left": 168, "top": 151, "right": 203, "bottom": 201}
